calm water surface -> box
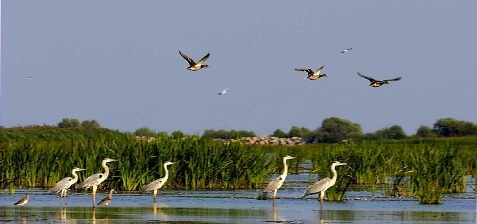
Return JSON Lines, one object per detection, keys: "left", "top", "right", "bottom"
{"left": 0, "top": 188, "right": 475, "bottom": 224}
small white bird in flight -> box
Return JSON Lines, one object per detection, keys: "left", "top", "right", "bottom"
{"left": 26, "top": 76, "right": 32, "bottom": 81}
{"left": 341, "top": 48, "right": 353, "bottom": 53}
{"left": 218, "top": 88, "right": 229, "bottom": 95}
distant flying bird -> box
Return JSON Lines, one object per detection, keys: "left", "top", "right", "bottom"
{"left": 295, "top": 66, "right": 328, "bottom": 80}
{"left": 14, "top": 193, "right": 30, "bottom": 206}
{"left": 262, "top": 155, "right": 296, "bottom": 200}
{"left": 341, "top": 48, "right": 353, "bottom": 53}
{"left": 26, "top": 76, "right": 32, "bottom": 81}
{"left": 358, "top": 72, "right": 402, "bottom": 88}
{"left": 97, "top": 189, "right": 117, "bottom": 206}
{"left": 179, "top": 51, "right": 210, "bottom": 71}
{"left": 141, "top": 161, "right": 175, "bottom": 203}
{"left": 301, "top": 161, "right": 347, "bottom": 203}
{"left": 218, "top": 88, "right": 229, "bottom": 95}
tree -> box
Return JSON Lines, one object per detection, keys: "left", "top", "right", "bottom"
{"left": 271, "top": 129, "right": 287, "bottom": 138}
{"left": 433, "top": 118, "right": 477, "bottom": 137}
{"left": 57, "top": 118, "right": 80, "bottom": 128}
{"left": 81, "top": 119, "right": 101, "bottom": 129}
{"left": 288, "top": 126, "right": 303, "bottom": 137}
{"left": 414, "top": 125, "right": 436, "bottom": 138}
{"left": 316, "top": 117, "right": 363, "bottom": 143}
{"left": 373, "top": 125, "right": 407, "bottom": 140}
{"left": 134, "top": 126, "right": 157, "bottom": 137}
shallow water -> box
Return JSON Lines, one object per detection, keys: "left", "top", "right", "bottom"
{"left": 1, "top": 188, "right": 475, "bottom": 224}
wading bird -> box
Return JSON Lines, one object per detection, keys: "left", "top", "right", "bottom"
{"left": 358, "top": 72, "right": 401, "bottom": 88}
{"left": 76, "top": 158, "right": 117, "bottom": 207}
{"left": 179, "top": 51, "right": 210, "bottom": 71}
{"left": 218, "top": 88, "right": 229, "bottom": 95}
{"left": 49, "top": 167, "right": 86, "bottom": 205}
{"left": 301, "top": 161, "right": 347, "bottom": 205}
{"left": 97, "top": 189, "right": 117, "bottom": 206}
{"left": 295, "top": 66, "right": 327, "bottom": 80}
{"left": 14, "top": 193, "right": 30, "bottom": 206}
{"left": 262, "top": 155, "right": 296, "bottom": 200}
{"left": 341, "top": 48, "right": 353, "bottom": 53}
{"left": 141, "top": 161, "right": 175, "bottom": 203}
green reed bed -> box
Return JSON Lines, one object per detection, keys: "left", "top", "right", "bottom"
{"left": 305, "top": 141, "right": 476, "bottom": 204}
{"left": 0, "top": 135, "right": 277, "bottom": 193}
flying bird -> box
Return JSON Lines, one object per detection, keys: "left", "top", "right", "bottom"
{"left": 49, "top": 167, "right": 86, "bottom": 205}
{"left": 14, "top": 193, "right": 30, "bottom": 206}
{"left": 341, "top": 48, "right": 353, "bottom": 53}
{"left": 97, "top": 189, "right": 117, "bottom": 206}
{"left": 179, "top": 51, "right": 210, "bottom": 71}
{"left": 295, "top": 66, "right": 327, "bottom": 80}
{"left": 141, "top": 161, "right": 175, "bottom": 203}
{"left": 76, "top": 158, "right": 117, "bottom": 207}
{"left": 262, "top": 155, "right": 296, "bottom": 200}
{"left": 218, "top": 88, "right": 229, "bottom": 95}
{"left": 26, "top": 76, "right": 32, "bottom": 81}
{"left": 358, "top": 72, "right": 402, "bottom": 88}
{"left": 301, "top": 161, "right": 347, "bottom": 204}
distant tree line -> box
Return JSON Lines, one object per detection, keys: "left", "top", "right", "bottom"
{"left": 0, "top": 117, "right": 475, "bottom": 143}
{"left": 268, "top": 117, "right": 477, "bottom": 143}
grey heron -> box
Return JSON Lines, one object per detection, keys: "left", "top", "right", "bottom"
{"left": 140, "top": 161, "right": 175, "bottom": 203}
{"left": 14, "top": 193, "right": 30, "bottom": 206}
{"left": 179, "top": 51, "right": 210, "bottom": 71}
{"left": 262, "top": 155, "right": 296, "bottom": 200}
{"left": 76, "top": 158, "right": 117, "bottom": 207}
{"left": 295, "top": 66, "right": 328, "bottom": 80}
{"left": 97, "top": 189, "right": 117, "bottom": 206}
{"left": 341, "top": 48, "right": 353, "bottom": 53}
{"left": 218, "top": 88, "right": 229, "bottom": 95}
{"left": 48, "top": 167, "right": 86, "bottom": 205}
{"left": 301, "top": 161, "right": 347, "bottom": 203}
{"left": 358, "top": 72, "right": 402, "bottom": 88}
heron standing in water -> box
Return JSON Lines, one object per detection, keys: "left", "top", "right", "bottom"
{"left": 262, "top": 155, "right": 296, "bottom": 200}
{"left": 76, "top": 158, "right": 117, "bottom": 207}
{"left": 140, "top": 161, "right": 175, "bottom": 203}
{"left": 49, "top": 167, "right": 86, "bottom": 205}
{"left": 301, "top": 161, "right": 347, "bottom": 205}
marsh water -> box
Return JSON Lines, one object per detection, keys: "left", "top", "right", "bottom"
{"left": 1, "top": 174, "right": 476, "bottom": 223}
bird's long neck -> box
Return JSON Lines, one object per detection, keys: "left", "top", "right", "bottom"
{"left": 163, "top": 164, "right": 170, "bottom": 178}
{"left": 72, "top": 170, "right": 79, "bottom": 183}
{"left": 108, "top": 190, "right": 114, "bottom": 198}
{"left": 102, "top": 161, "right": 110, "bottom": 179}
{"left": 330, "top": 164, "right": 338, "bottom": 184}
{"left": 282, "top": 158, "right": 289, "bottom": 176}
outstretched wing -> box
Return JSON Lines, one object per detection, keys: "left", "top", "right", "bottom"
{"left": 314, "top": 65, "right": 324, "bottom": 75}
{"left": 179, "top": 51, "right": 196, "bottom": 66}
{"left": 196, "top": 53, "right": 210, "bottom": 65}
{"left": 357, "top": 72, "right": 377, "bottom": 83}
{"left": 384, "top": 77, "right": 402, "bottom": 82}
{"left": 301, "top": 177, "right": 331, "bottom": 198}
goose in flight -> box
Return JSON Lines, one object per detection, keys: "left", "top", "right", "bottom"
{"left": 358, "top": 72, "right": 401, "bottom": 88}
{"left": 295, "top": 66, "right": 327, "bottom": 80}
{"left": 179, "top": 51, "right": 210, "bottom": 71}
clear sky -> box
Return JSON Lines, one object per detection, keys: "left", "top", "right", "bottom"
{"left": 2, "top": 1, "right": 476, "bottom": 136}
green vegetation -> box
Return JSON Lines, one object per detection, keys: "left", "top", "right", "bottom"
{"left": 1, "top": 117, "right": 476, "bottom": 205}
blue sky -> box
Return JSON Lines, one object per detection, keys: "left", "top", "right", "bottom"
{"left": 2, "top": 1, "right": 476, "bottom": 136}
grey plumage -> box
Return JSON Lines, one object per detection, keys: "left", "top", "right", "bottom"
{"left": 76, "top": 158, "right": 116, "bottom": 189}
{"left": 262, "top": 155, "right": 296, "bottom": 199}
{"left": 49, "top": 167, "right": 86, "bottom": 198}
{"left": 301, "top": 161, "right": 347, "bottom": 201}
